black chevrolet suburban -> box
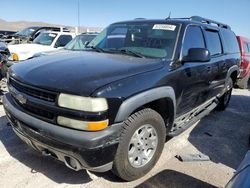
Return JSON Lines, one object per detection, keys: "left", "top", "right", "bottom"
{"left": 3, "top": 16, "right": 240, "bottom": 181}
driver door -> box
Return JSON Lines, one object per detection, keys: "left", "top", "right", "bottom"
{"left": 176, "top": 25, "right": 214, "bottom": 115}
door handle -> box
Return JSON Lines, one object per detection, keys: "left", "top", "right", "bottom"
{"left": 206, "top": 66, "right": 212, "bottom": 73}
{"left": 222, "top": 62, "right": 227, "bottom": 69}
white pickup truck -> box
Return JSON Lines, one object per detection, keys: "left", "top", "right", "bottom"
{"left": 8, "top": 30, "right": 76, "bottom": 61}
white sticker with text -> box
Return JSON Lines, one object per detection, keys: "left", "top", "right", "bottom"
{"left": 153, "top": 24, "right": 176, "bottom": 31}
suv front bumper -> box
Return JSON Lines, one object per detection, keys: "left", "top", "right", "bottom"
{"left": 3, "top": 93, "right": 122, "bottom": 172}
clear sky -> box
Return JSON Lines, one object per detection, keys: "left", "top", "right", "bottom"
{"left": 1, "top": 0, "right": 250, "bottom": 38}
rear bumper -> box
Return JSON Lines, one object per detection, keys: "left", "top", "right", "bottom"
{"left": 3, "top": 93, "right": 122, "bottom": 172}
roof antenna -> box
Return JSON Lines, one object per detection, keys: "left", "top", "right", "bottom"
{"left": 166, "top": 12, "right": 171, "bottom": 19}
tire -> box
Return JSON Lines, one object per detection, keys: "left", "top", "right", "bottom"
{"left": 112, "top": 108, "right": 166, "bottom": 181}
{"left": 237, "top": 71, "right": 250, "bottom": 89}
{"left": 249, "top": 133, "right": 250, "bottom": 146}
{"left": 216, "top": 78, "right": 233, "bottom": 111}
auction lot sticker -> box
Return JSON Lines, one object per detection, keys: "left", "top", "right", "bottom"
{"left": 153, "top": 24, "right": 176, "bottom": 31}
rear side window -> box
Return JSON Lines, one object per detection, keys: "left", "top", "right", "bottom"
{"left": 244, "top": 42, "right": 249, "bottom": 53}
{"left": 248, "top": 43, "right": 250, "bottom": 53}
{"left": 182, "top": 26, "right": 205, "bottom": 57}
{"left": 221, "top": 29, "right": 240, "bottom": 54}
{"left": 205, "top": 30, "right": 222, "bottom": 56}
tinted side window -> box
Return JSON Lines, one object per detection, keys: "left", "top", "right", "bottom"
{"left": 248, "top": 43, "right": 250, "bottom": 53}
{"left": 182, "top": 26, "right": 205, "bottom": 57}
{"left": 56, "top": 35, "right": 73, "bottom": 47}
{"left": 205, "top": 30, "right": 222, "bottom": 56}
{"left": 221, "top": 29, "right": 240, "bottom": 53}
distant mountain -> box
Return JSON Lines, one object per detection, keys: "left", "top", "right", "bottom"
{"left": 0, "top": 18, "right": 102, "bottom": 33}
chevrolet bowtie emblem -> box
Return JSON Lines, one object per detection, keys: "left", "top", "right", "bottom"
{"left": 16, "top": 93, "right": 27, "bottom": 104}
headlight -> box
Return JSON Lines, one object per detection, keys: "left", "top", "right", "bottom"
{"left": 57, "top": 116, "right": 109, "bottom": 131}
{"left": 58, "top": 93, "right": 108, "bottom": 112}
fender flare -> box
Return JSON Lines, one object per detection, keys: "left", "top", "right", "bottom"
{"left": 114, "top": 86, "right": 176, "bottom": 122}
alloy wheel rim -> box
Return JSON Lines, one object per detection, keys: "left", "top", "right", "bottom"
{"left": 128, "top": 124, "right": 158, "bottom": 168}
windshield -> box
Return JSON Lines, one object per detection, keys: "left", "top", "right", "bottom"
{"left": 33, "top": 33, "right": 57, "bottom": 46}
{"left": 65, "top": 34, "right": 97, "bottom": 50}
{"left": 88, "top": 22, "right": 179, "bottom": 59}
{"left": 15, "top": 27, "right": 36, "bottom": 36}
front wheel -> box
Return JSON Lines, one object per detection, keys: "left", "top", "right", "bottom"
{"left": 112, "top": 108, "right": 166, "bottom": 181}
{"left": 216, "top": 78, "right": 233, "bottom": 111}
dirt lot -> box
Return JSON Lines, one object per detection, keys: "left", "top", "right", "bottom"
{"left": 0, "top": 88, "right": 250, "bottom": 188}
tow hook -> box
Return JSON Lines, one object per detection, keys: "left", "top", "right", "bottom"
{"left": 42, "top": 149, "right": 52, "bottom": 157}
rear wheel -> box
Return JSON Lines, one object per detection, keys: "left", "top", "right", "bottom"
{"left": 112, "top": 108, "right": 166, "bottom": 181}
{"left": 216, "top": 78, "right": 233, "bottom": 111}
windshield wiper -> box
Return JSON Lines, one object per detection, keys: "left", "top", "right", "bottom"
{"left": 117, "top": 48, "right": 145, "bottom": 58}
{"left": 86, "top": 45, "right": 104, "bottom": 53}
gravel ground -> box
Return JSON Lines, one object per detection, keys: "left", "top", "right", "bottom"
{"left": 0, "top": 88, "right": 250, "bottom": 188}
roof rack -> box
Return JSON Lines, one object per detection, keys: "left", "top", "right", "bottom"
{"left": 170, "top": 16, "right": 231, "bottom": 29}
{"left": 190, "top": 16, "right": 230, "bottom": 29}
{"left": 134, "top": 18, "right": 146, "bottom": 20}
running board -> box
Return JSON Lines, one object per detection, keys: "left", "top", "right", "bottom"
{"left": 168, "top": 100, "right": 218, "bottom": 137}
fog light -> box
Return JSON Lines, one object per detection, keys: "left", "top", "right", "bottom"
{"left": 57, "top": 116, "right": 109, "bottom": 131}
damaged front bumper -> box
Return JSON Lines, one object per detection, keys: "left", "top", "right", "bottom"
{"left": 3, "top": 93, "right": 122, "bottom": 172}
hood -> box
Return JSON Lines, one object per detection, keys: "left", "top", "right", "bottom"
{"left": 33, "top": 49, "right": 67, "bottom": 58}
{"left": 8, "top": 43, "right": 55, "bottom": 60}
{"left": 10, "top": 51, "right": 164, "bottom": 96}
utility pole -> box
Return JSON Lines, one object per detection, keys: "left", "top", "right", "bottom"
{"left": 78, "top": 0, "right": 80, "bottom": 33}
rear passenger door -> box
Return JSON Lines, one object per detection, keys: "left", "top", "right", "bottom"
{"left": 203, "top": 29, "right": 225, "bottom": 98}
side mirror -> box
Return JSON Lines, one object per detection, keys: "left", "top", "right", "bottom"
{"left": 182, "top": 48, "right": 211, "bottom": 63}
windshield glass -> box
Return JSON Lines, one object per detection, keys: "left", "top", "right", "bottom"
{"left": 88, "top": 22, "right": 179, "bottom": 59}
{"left": 65, "top": 34, "right": 97, "bottom": 50}
{"left": 33, "top": 33, "right": 57, "bottom": 46}
{"left": 15, "top": 27, "right": 36, "bottom": 36}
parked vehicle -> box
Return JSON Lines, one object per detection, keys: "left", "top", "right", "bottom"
{"left": 226, "top": 151, "right": 250, "bottom": 188}
{"left": 64, "top": 32, "right": 98, "bottom": 50}
{"left": 0, "top": 42, "right": 10, "bottom": 57}
{"left": 0, "top": 42, "right": 10, "bottom": 80}
{"left": 236, "top": 36, "right": 250, "bottom": 89}
{"left": 2, "top": 26, "right": 70, "bottom": 44}
{"left": 0, "top": 30, "right": 16, "bottom": 39}
{"left": 3, "top": 16, "right": 240, "bottom": 181}
{"left": 8, "top": 30, "right": 75, "bottom": 61}
{"left": 31, "top": 32, "right": 98, "bottom": 58}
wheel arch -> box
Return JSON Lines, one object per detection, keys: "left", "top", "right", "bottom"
{"left": 114, "top": 86, "right": 176, "bottom": 131}
{"left": 226, "top": 65, "right": 239, "bottom": 85}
